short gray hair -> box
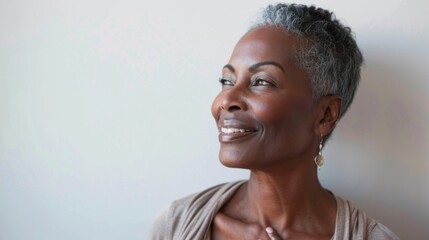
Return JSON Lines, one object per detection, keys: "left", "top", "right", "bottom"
{"left": 252, "top": 3, "right": 363, "bottom": 121}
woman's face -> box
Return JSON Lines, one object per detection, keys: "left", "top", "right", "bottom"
{"left": 211, "top": 26, "right": 319, "bottom": 170}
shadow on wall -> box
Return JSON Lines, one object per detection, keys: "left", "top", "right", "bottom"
{"left": 335, "top": 48, "right": 429, "bottom": 239}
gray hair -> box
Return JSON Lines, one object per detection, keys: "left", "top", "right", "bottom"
{"left": 251, "top": 3, "right": 363, "bottom": 122}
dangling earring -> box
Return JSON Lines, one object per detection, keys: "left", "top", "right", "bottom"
{"left": 314, "top": 134, "right": 324, "bottom": 170}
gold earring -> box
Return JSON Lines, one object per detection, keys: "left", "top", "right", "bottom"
{"left": 314, "top": 134, "right": 324, "bottom": 170}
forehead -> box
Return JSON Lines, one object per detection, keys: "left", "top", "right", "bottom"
{"left": 229, "top": 26, "right": 302, "bottom": 68}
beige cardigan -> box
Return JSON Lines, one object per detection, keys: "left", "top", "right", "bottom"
{"left": 148, "top": 181, "right": 399, "bottom": 240}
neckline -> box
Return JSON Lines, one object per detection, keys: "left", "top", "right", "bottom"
{"left": 207, "top": 181, "right": 340, "bottom": 240}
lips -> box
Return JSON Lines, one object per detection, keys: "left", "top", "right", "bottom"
{"left": 217, "top": 117, "right": 258, "bottom": 143}
{"left": 221, "top": 127, "right": 255, "bottom": 134}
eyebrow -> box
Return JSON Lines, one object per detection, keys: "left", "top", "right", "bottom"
{"left": 223, "top": 61, "right": 285, "bottom": 73}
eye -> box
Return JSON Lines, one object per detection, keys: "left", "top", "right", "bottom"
{"left": 254, "top": 79, "right": 273, "bottom": 86}
{"left": 219, "top": 78, "right": 234, "bottom": 86}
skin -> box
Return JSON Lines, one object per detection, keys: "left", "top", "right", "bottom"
{"left": 210, "top": 26, "right": 341, "bottom": 240}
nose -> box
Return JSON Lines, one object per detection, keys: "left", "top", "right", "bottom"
{"left": 220, "top": 86, "right": 248, "bottom": 112}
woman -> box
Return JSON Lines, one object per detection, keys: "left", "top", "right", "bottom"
{"left": 149, "top": 3, "right": 399, "bottom": 240}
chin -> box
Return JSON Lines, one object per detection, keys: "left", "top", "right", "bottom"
{"left": 218, "top": 149, "right": 255, "bottom": 169}
{"left": 219, "top": 159, "right": 247, "bottom": 169}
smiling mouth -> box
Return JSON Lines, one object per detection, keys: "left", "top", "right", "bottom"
{"left": 218, "top": 127, "right": 257, "bottom": 143}
{"left": 221, "top": 127, "right": 256, "bottom": 134}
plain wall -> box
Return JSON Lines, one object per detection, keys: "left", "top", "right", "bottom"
{"left": 1, "top": 0, "right": 428, "bottom": 239}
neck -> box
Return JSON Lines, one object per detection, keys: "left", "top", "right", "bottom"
{"left": 243, "top": 161, "right": 335, "bottom": 230}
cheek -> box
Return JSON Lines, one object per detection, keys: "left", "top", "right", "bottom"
{"left": 250, "top": 95, "right": 313, "bottom": 127}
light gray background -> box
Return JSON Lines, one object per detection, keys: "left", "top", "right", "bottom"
{"left": 1, "top": 0, "right": 428, "bottom": 239}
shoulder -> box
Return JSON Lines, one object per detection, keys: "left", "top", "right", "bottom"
{"left": 366, "top": 221, "right": 400, "bottom": 240}
{"left": 148, "top": 181, "right": 246, "bottom": 240}
{"left": 148, "top": 204, "right": 172, "bottom": 240}
{"left": 174, "top": 181, "right": 245, "bottom": 209}
{"left": 333, "top": 195, "right": 400, "bottom": 240}
{"left": 167, "top": 180, "right": 246, "bottom": 219}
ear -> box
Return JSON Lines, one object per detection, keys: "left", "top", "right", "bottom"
{"left": 313, "top": 96, "right": 342, "bottom": 137}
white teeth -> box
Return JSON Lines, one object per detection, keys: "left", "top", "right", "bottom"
{"left": 221, "top": 127, "right": 252, "bottom": 134}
